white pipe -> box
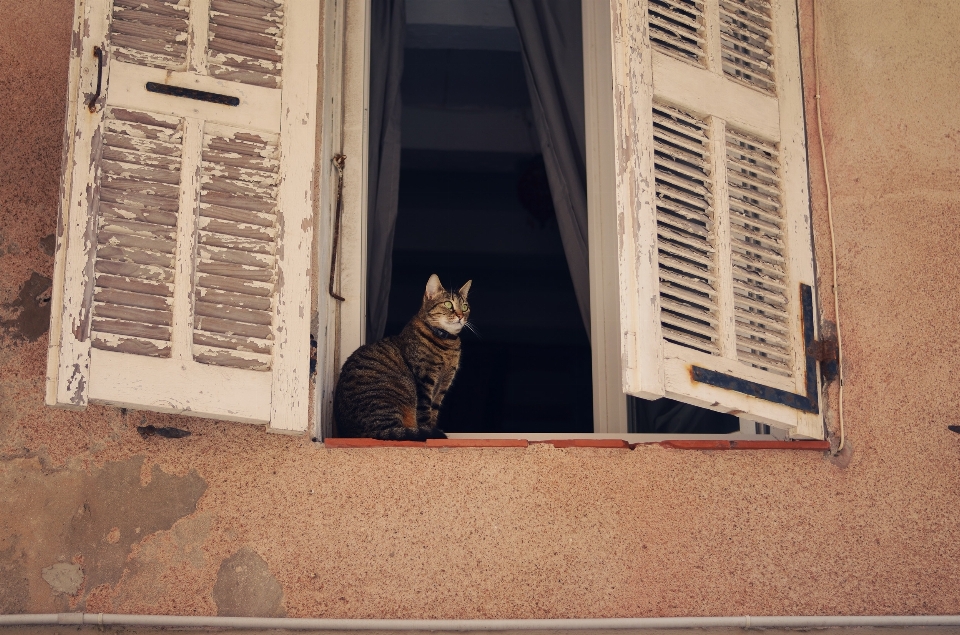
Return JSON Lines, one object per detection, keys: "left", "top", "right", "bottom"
{"left": 2, "top": 614, "right": 960, "bottom": 630}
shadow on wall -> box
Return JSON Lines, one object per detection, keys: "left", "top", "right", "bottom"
{"left": 0, "top": 456, "right": 206, "bottom": 613}
{"left": 0, "top": 270, "right": 53, "bottom": 343}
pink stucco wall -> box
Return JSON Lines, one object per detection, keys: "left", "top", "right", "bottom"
{"left": 2, "top": 0, "right": 959, "bottom": 618}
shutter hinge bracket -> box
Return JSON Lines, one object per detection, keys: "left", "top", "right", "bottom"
{"left": 807, "top": 335, "right": 839, "bottom": 382}
{"left": 807, "top": 337, "right": 838, "bottom": 363}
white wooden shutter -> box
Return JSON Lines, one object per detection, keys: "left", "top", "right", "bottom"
{"left": 612, "top": 0, "right": 822, "bottom": 438}
{"left": 47, "top": 0, "right": 319, "bottom": 433}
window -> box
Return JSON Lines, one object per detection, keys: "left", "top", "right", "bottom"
{"left": 317, "top": 0, "right": 824, "bottom": 441}
{"left": 48, "top": 0, "right": 823, "bottom": 442}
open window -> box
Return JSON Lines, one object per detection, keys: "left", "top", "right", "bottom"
{"left": 46, "top": 0, "right": 822, "bottom": 441}
{"left": 317, "top": 0, "right": 824, "bottom": 441}
{"left": 46, "top": 0, "right": 320, "bottom": 433}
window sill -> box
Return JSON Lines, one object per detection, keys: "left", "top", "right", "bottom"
{"left": 323, "top": 438, "right": 831, "bottom": 451}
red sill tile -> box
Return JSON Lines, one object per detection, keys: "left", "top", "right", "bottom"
{"left": 425, "top": 439, "right": 528, "bottom": 448}
{"left": 657, "top": 440, "right": 831, "bottom": 451}
{"left": 543, "top": 439, "right": 631, "bottom": 449}
{"left": 324, "top": 438, "right": 425, "bottom": 448}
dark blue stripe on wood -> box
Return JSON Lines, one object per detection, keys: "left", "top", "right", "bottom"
{"left": 691, "top": 284, "right": 819, "bottom": 414}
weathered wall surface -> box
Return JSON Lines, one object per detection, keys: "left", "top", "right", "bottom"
{"left": 1, "top": 0, "right": 959, "bottom": 619}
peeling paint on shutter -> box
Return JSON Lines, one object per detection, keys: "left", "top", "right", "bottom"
{"left": 91, "top": 107, "right": 184, "bottom": 358}
{"left": 653, "top": 103, "right": 720, "bottom": 355}
{"left": 647, "top": 0, "right": 706, "bottom": 66}
{"left": 111, "top": 0, "right": 190, "bottom": 70}
{"left": 49, "top": 0, "right": 319, "bottom": 430}
{"left": 719, "top": 0, "right": 776, "bottom": 94}
{"left": 208, "top": 0, "right": 284, "bottom": 88}
{"left": 193, "top": 127, "right": 280, "bottom": 371}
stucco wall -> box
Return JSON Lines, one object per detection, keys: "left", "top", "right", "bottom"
{"left": 2, "top": 0, "right": 959, "bottom": 619}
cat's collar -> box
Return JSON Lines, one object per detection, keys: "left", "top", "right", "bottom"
{"left": 426, "top": 323, "right": 459, "bottom": 341}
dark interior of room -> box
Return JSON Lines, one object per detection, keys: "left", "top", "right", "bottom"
{"left": 380, "top": 0, "right": 739, "bottom": 435}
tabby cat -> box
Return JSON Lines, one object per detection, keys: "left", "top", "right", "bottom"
{"left": 333, "top": 274, "right": 472, "bottom": 440}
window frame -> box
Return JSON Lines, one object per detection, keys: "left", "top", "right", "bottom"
{"left": 312, "top": 0, "right": 825, "bottom": 443}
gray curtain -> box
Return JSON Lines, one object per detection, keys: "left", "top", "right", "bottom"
{"left": 366, "top": 0, "right": 406, "bottom": 343}
{"left": 510, "top": 0, "right": 591, "bottom": 334}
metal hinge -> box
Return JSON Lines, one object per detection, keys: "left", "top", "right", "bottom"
{"left": 807, "top": 337, "right": 838, "bottom": 362}
{"left": 808, "top": 335, "right": 839, "bottom": 382}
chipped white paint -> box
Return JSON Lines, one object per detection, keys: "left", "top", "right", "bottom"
{"left": 46, "top": 0, "right": 89, "bottom": 407}
{"left": 108, "top": 61, "right": 281, "bottom": 132}
{"left": 171, "top": 117, "right": 201, "bottom": 360}
{"left": 709, "top": 116, "right": 738, "bottom": 359}
{"left": 50, "top": 0, "right": 320, "bottom": 432}
{"left": 652, "top": 52, "right": 780, "bottom": 141}
{"left": 188, "top": 0, "right": 211, "bottom": 74}
{"left": 88, "top": 348, "right": 271, "bottom": 423}
{"left": 54, "top": 0, "right": 112, "bottom": 409}
{"left": 611, "top": 0, "right": 665, "bottom": 400}
{"left": 773, "top": 0, "right": 820, "bottom": 439}
{"left": 267, "top": 0, "right": 320, "bottom": 433}
{"left": 613, "top": 0, "right": 822, "bottom": 437}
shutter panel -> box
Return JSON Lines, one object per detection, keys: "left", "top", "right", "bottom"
{"left": 48, "top": 0, "right": 319, "bottom": 432}
{"left": 612, "top": 0, "right": 822, "bottom": 437}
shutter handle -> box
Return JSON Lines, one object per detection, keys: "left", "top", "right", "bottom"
{"left": 88, "top": 46, "right": 104, "bottom": 113}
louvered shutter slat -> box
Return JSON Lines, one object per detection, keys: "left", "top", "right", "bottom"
{"left": 648, "top": 0, "right": 707, "bottom": 66}
{"left": 111, "top": 0, "right": 190, "bottom": 69}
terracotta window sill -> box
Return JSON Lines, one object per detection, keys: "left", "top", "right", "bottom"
{"left": 324, "top": 438, "right": 831, "bottom": 451}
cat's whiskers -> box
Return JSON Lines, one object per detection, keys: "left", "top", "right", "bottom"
{"left": 463, "top": 321, "right": 480, "bottom": 338}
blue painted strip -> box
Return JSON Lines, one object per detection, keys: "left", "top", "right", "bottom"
{"left": 691, "top": 284, "right": 819, "bottom": 414}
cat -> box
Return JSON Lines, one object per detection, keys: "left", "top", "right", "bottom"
{"left": 333, "top": 274, "right": 472, "bottom": 440}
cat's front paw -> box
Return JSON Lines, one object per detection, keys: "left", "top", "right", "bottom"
{"left": 426, "top": 428, "right": 448, "bottom": 439}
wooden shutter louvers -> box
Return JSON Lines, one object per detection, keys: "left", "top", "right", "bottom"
{"left": 194, "top": 126, "right": 281, "bottom": 371}
{"left": 613, "top": 0, "right": 822, "bottom": 437}
{"left": 208, "top": 0, "right": 284, "bottom": 88}
{"left": 653, "top": 103, "right": 721, "bottom": 356}
{"left": 111, "top": 0, "right": 190, "bottom": 69}
{"left": 91, "top": 107, "right": 184, "bottom": 358}
{"left": 48, "top": 0, "right": 319, "bottom": 432}
{"left": 726, "top": 128, "right": 792, "bottom": 378}
{"left": 647, "top": 0, "right": 706, "bottom": 67}
{"left": 720, "top": 0, "right": 776, "bottom": 93}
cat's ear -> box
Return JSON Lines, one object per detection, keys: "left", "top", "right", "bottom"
{"left": 424, "top": 274, "right": 444, "bottom": 301}
{"left": 458, "top": 280, "right": 472, "bottom": 299}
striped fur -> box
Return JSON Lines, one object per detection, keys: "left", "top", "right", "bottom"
{"left": 333, "top": 275, "right": 472, "bottom": 440}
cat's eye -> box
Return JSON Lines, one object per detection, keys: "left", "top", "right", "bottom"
{"left": 462, "top": 303, "right": 469, "bottom": 310}
{"left": 443, "top": 301, "right": 453, "bottom": 309}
